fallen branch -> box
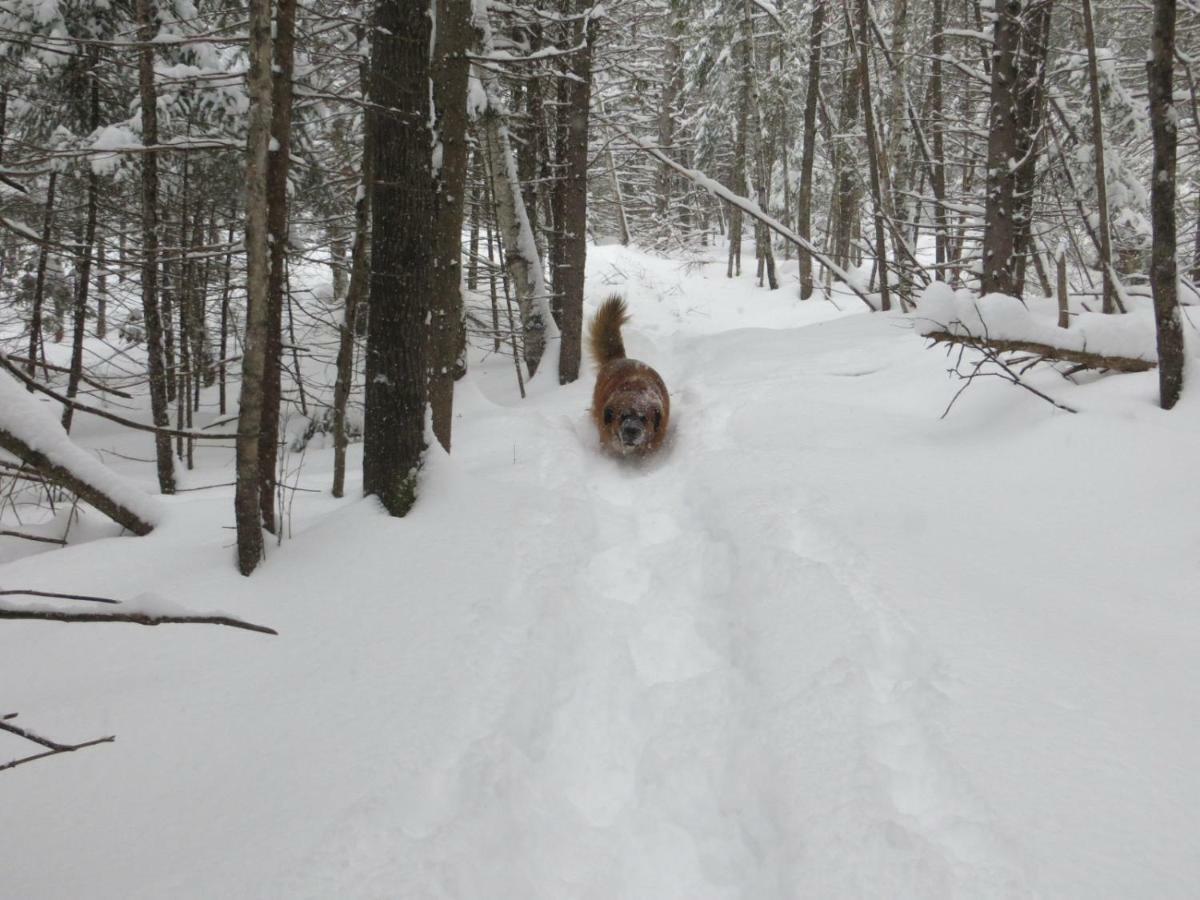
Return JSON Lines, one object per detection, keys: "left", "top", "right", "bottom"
{"left": 0, "top": 714, "right": 114, "bottom": 773}
{"left": 0, "top": 607, "right": 278, "bottom": 635}
{"left": 0, "top": 353, "right": 238, "bottom": 440}
{"left": 0, "top": 589, "right": 119, "bottom": 603}
{"left": 0, "top": 531, "right": 67, "bottom": 546}
{"left": 2, "top": 356, "right": 133, "bottom": 399}
{"left": 0, "top": 426, "right": 157, "bottom": 535}
{"left": 935, "top": 333, "right": 1079, "bottom": 417}
{"left": 923, "top": 330, "right": 1156, "bottom": 373}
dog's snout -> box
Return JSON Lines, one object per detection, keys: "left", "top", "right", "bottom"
{"left": 620, "top": 419, "right": 643, "bottom": 443}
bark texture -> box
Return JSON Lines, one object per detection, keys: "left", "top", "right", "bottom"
{"left": 796, "top": 0, "right": 824, "bottom": 299}
{"left": 981, "top": 0, "right": 1021, "bottom": 296}
{"left": 1147, "top": 0, "right": 1184, "bottom": 408}
{"left": 136, "top": 0, "right": 176, "bottom": 495}
{"left": 429, "top": 0, "right": 472, "bottom": 449}
{"left": 362, "top": 0, "right": 433, "bottom": 516}
{"left": 556, "top": 3, "right": 597, "bottom": 383}
{"left": 233, "top": 0, "right": 274, "bottom": 573}
{"left": 258, "top": 0, "right": 298, "bottom": 533}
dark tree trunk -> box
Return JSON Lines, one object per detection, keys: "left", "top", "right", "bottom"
{"left": 62, "top": 46, "right": 102, "bottom": 433}
{"left": 797, "top": 0, "right": 824, "bottom": 299}
{"left": 332, "top": 34, "right": 375, "bottom": 499}
{"left": 1010, "top": 1, "right": 1051, "bottom": 298}
{"left": 95, "top": 238, "right": 107, "bottom": 339}
{"left": 832, "top": 42, "right": 861, "bottom": 272}
{"left": 429, "top": 0, "right": 472, "bottom": 450}
{"left": 1081, "top": 0, "right": 1115, "bottom": 312}
{"left": 726, "top": 36, "right": 749, "bottom": 280}
{"left": 516, "top": 25, "right": 545, "bottom": 263}
{"left": 162, "top": 240, "right": 175, "bottom": 404}
{"left": 233, "top": 0, "right": 274, "bottom": 574}
{"left": 929, "top": 0, "right": 947, "bottom": 270}
{"left": 218, "top": 214, "right": 234, "bottom": 415}
{"left": 656, "top": 0, "right": 684, "bottom": 223}
{"left": 857, "top": 0, "right": 890, "bottom": 311}
{"left": 27, "top": 171, "right": 56, "bottom": 387}
{"left": 136, "top": 0, "right": 175, "bottom": 494}
{"left": 557, "top": 2, "right": 596, "bottom": 384}
{"left": 258, "top": 0, "right": 298, "bottom": 534}
{"left": 467, "top": 169, "right": 481, "bottom": 291}
{"left": 744, "top": 0, "right": 777, "bottom": 291}
{"left": 1147, "top": 0, "right": 1183, "bottom": 408}
{"left": 981, "top": 0, "right": 1021, "bottom": 296}
{"left": 362, "top": 0, "right": 433, "bottom": 516}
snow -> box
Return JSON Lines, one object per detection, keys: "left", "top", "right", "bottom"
{"left": 88, "top": 123, "right": 140, "bottom": 175}
{"left": 2, "top": 245, "right": 1198, "bottom": 897}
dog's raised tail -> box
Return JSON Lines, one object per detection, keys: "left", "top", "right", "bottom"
{"left": 589, "top": 294, "right": 630, "bottom": 366}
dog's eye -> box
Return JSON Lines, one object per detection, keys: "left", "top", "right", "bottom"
{"left": 653, "top": 410, "right": 662, "bottom": 428}
{"left": 603, "top": 407, "right": 614, "bottom": 424}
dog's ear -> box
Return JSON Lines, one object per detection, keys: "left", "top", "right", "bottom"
{"left": 603, "top": 407, "right": 615, "bottom": 424}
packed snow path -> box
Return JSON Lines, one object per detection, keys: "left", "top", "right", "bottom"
{"left": 2, "top": 246, "right": 1197, "bottom": 898}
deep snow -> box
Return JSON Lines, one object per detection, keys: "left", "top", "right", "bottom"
{"left": 2, "top": 245, "right": 1198, "bottom": 899}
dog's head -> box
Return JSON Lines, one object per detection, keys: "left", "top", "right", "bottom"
{"left": 599, "top": 390, "right": 665, "bottom": 455}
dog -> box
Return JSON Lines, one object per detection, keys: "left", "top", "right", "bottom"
{"left": 588, "top": 295, "right": 670, "bottom": 456}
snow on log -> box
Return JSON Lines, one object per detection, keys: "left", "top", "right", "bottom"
{"left": 0, "top": 364, "right": 162, "bottom": 535}
{"left": 914, "top": 282, "right": 1158, "bottom": 372}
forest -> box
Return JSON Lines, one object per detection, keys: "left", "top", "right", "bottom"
{"left": 0, "top": 0, "right": 1196, "bottom": 896}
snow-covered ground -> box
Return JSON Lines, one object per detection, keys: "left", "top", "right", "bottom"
{"left": 2, "top": 244, "right": 1198, "bottom": 898}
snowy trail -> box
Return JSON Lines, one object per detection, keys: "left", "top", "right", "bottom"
{"left": 3, "top": 245, "right": 1198, "bottom": 898}
{"left": 342, "top": 320, "right": 1035, "bottom": 898}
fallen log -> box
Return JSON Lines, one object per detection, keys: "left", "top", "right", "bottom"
{"left": 0, "top": 426, "right": 158, "bottom": 535}
{"left": 1, "top": 363, "right": 162, "bottom": 535}
{"left": 922, "top": 330, "right": 1157, "bottom": 373}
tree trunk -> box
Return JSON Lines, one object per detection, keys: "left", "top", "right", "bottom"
{"left": 516, "top": 25, "right": 546, "bottom": 264}
{"left": 477, "top": 93, "right": 556, "bottom": 376}
{"left": 218, "top": 214, "right": 234, "bottom": 415}
{"left": 136, "top": 0, "right": 176, "bottom": 495}
{"left": 856, "top": 0, "right": 890, "bottom": 310}
{"left": 1147, "top": 0, "right": 1183, "bottom": 408}
{"left": 656, "top": 0, "right": 684, "bottom": 223}
{"left": 429, "top": 0, "right": 472, "bottom": 450}
{"left": 832, "top": 41, "right": 861, "bottom": 272}
{"left": 27, "top": 171, "right": 56, "bottom": 387}
{"left": 797, "top": 0, "right": 824, "bottom": 299}
{"left": 930, "top": 0, "right": 947, "bottom": 270}
{"left": 1010, "top": 2, "right": 1051, "bottom": 297}
{"left": 981, "top": 0, "right": 1021, "bottom": 296}
{"left": 233, "top": 0, "right": 274, "bottom": 574}
{"left": 332, "top": 37, "right": 375, "bottom": 499}
{"left": 557, "top": 2, "right": 596, "bottom": 383}
{"left": 1081, "top": 0, "right": 1115, "bottom": 313}
{"left": 95, "top": 238, "right": 107, "bottom": 339}
{"left": 62, "top": 46, "right": 102, "bottom": 433}
{"left": 727, "top": 35, "right": 749, "bottom": 281}
{"left": 258, "top": 0, "right": 298, "bottom": 535}
{"left": 743, "top": 0, "right": 777, "bottom": 290}
{"left": 467, "top": 167, "right": 481, "bottom": 291}
{"left": 362, "top": 0, "right": 433, "bottom": 516}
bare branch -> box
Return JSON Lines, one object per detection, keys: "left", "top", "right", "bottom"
{"left": 0, "top": 607, "right": 279, "bottom": 635}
